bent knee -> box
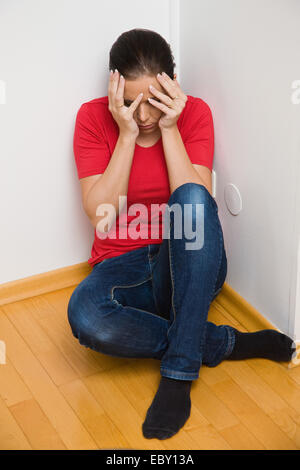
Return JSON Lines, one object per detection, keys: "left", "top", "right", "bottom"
{"left": 168, "top": 182, "right": 213, "bottom": 206}
{"left": 67, "top": 284, "right": 95, "bottom": 337}
{"left": 67, "top": 286, "right": 116, "bottom": 346}
{"left": 68, "top": 282, "right": 86, "bottom": 312}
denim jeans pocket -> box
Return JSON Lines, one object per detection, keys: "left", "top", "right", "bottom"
{"left": 111, "top": 275, "right": 165, "bottom": 319}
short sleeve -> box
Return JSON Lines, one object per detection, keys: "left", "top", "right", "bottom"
{"left": 184, "top": 102, "right": 214, "bottom": 171}
{"left": 73, "top": 103, "right": 111, "bottom": 179}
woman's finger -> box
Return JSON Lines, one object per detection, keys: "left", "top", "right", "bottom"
{"left": 156, "top": 73, "right": 180, "bottom": 99}
{"left": 115, "top": 74, "right": 125, "bottom": 108}
{"left": 148, "top": 97, "right": 173, "bottom": 114}
{"left": 110, "top": 70, "right": 120, "bottom": 102}
{"left": 108, "top": 70, "right": 114, "bottom": 105}
{"left": 149, "top": 86, "right": 173, "bottom": 106}
{"left": 129, "top": 93, "right": 144, "bottom": 113}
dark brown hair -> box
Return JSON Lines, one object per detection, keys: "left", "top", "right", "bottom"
{"left": 109, "top": 28, "right": 176, "bottom": 80}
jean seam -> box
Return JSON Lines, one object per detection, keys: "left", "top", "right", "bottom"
{"left": 160, "top": 368, "right": 199, "bottom": 380}
{"left": 111, "top": 275, "right": 170, "bottom": 322}
{"left": 148, "top": 243, "right": 159, "bottom": 260}
{"left": 197, "top": 211, "right": 224, "bottom": 358}
{"left": 147, "top": 246, "right": 161, "bottom": 317}
{"left": 113, "top": 300, "right": 170, "bottom": 322}
{"left": 166, "top": 233, "right": 177, "bottom": 340}
{"left": 110, "top": 275, "right": 152, "bottom": 301}
{"left": 212, "top": 286, "right": 222, "bottom": 301}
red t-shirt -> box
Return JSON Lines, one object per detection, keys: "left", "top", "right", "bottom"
{"left": 73, "top": 94, "right": 214, "bottom": 267}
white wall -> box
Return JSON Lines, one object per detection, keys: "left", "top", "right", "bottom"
{"left": 179, "top": 0, "right": 300, "bottom": 337}
{"left": 0, "top": 0, "right": 172, "bottom": 284}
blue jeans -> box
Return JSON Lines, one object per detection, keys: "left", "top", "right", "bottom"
{"left": 67, "top": 183, "right": 236, "bottom": 381}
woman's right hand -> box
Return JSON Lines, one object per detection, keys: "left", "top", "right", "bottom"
{"left": 108, "top": 69, "right": 143, "bottom": 138}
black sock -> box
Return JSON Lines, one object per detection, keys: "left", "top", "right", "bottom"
{"left": 227, "top": 328, "right": 296, "bottom": 362}
{"left": 142, "top": 376, "right": 192, "bottom": 440}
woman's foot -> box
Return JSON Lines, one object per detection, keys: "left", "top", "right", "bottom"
{"left": 227, "top": 328, "right": 296, "bottom": 362}
{"left": 142, "top": 376, "right": 192, "bottom": 440}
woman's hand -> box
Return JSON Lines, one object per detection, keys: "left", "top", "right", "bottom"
{"left": 108, "top": 70, "right": 143, "bottom": 138}
{"left": 148, "top": 73, "right": 187, "bottom": 130}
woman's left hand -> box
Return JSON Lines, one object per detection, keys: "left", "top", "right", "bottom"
{"left": 148, "top": 72, "right": 187, "bottom": 130}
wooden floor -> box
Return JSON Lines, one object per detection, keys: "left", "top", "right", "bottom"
{"left": 0, "top": 286, "right": 300, "bottom": 450}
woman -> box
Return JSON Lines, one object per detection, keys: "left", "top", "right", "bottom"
{"left": 68, "top": 28, "right": 295, "bottom": 441}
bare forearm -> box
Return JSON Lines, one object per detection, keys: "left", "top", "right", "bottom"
{"left": 161, "top": 126, "right": 207, "bottom": 194}
{"left": 85, "top": 133, "right": 136, "bottom": 231}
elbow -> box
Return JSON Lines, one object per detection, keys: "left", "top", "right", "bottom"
{"left": 92, "top": 215, "right": 116, "bottom": 234}
{"left": 84, "top": 200, "right": 117, "bottom": 234}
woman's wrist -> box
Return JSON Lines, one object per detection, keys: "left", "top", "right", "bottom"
{"left": 160, "top": 124, "right": 178, "bottom": 135}
{"left": 118, "top": 131, "right": 138, "bottom": 144}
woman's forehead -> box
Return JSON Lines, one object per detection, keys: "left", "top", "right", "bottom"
{"left": 124, "top": 75, "right": 163, "bottom": 99}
